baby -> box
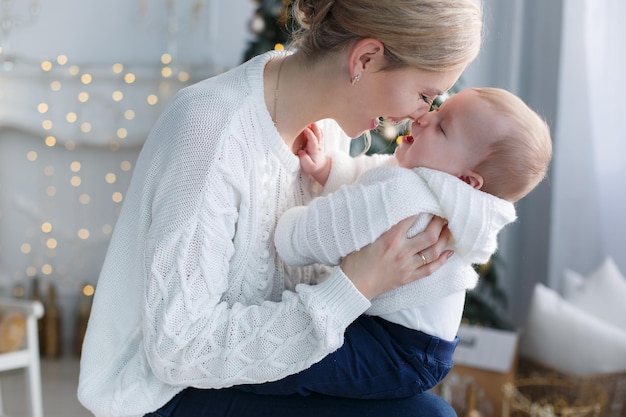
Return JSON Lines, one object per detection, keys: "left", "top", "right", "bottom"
{"left": 241, "top": 87, "right": 552, "bottom": 399}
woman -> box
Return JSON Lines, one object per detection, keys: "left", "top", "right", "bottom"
{"left": 78, "top": 0, "right": 483, "bottom": 416}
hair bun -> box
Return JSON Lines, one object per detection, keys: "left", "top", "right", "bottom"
{"left": 293, "top": 0, "right": 334, "bottom": 30}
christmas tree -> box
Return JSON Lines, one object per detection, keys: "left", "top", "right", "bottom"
{"left": 242, "top": 0, "right": 293, "bottom": 62}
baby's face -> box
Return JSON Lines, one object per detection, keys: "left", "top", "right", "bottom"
{"left": 394, "top": 89, "right": 494, "bottom": 178}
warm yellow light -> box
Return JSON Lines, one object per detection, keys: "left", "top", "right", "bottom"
{"left": 105, "top": 173, "right": 116, "bottom": 184}
{"left": 78, "top": 92, "right": 89, "bottom": 102}
{"left": 71, "top": 176, "right": 82, "bottom": 187}
{"left": 112, "top": 91, "right": 124, "bottom": 101}
{"left": 46, "top": 186, "right": 56, "bottom": 197}
{"left": 81, "top": 122, "right": 92, "bottom": 133}
{"left": 81, "top": 74, "right": 93, "bottom": 84}
{"left": 50, "top": 81, "right": 61, "bottom": 91}
{"left": 83, "top": 285, "right": 95, "bottom": 297}
{"left": 42, "top": 120, "right": 53, "bottom": 130}
{"left": 112, "top": 63, "right": 124, "bottom": 74}
{"left": 161, "top": 67, "right": 173, "bottom": 78}
{"left": 124, "top": 109, "right": 135, "bottom": 120}
{"left": 69, "top": 65, "right": 80, "bottom": 75}
{"left": 45, "top": 136, "right": 57, "bottom": 147}
{"left": 20, "top": 243, "right": 32, "bottom": 254}
{"left": 147, "top": 94, "right": 158, "bottom": 105}
{"left": 79, "top": 194, "right": 91, "bottom": 204}
{"left": 161, "top": 53, "right": 172, "bottom": 65}
{"left": 46, "top": 238, "right": 57, "bottom": 249}
{"left": 112, "top": 192, "right": 123, "bottom": 203}
{"left": 66, "top": 112, "right": 78, "bottom": 123}
{"left": 41, "top": 60, "right": 53, "bottom": 71}
{"left": 120, "top": 160, "right": 132, "bottom": 171}
{"left": 41, "top": 264, "right": 53, "bottom": 275}
{"left": 37, "top": 103, "right": 49, "bottom": 113}
{"left": 57, "top": 55, "right": 68, "bottom": 65}
{"left": 41, "top": 222, "right": 53, "bottom": 233}
{"left": 178, "top": 71, "right": 190, "bottom": 82}
{"left": 117, "top": 128, "right": 128, "bottom": 139}
{"left": 77, "top": 229, "right": 90, "bottom": 240}
{"left": 124, "top": 73, "right": 136, "bottom": 84}
{"left": 27, "top": 151, "right": 38, "bottom": 161}
{"left": 70, "top": 161, "right": 81, "bottom": 172}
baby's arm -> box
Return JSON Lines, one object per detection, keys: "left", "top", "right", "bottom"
{"left": 275, "top": 166, "right": 435, "bottom": 266}
{"left": 298, "top": 123, "right": 394, "bottom": 191}
{"left": 297, "top": 123, "right": 332, "bottom": 186}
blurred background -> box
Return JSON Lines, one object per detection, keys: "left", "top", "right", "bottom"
{"left": 0, "top": 0, "right": 624, "bottom": 415}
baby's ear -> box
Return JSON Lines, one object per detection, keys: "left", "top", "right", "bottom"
{"left": 460, "top": 171, "right": 484, "bottom": 190}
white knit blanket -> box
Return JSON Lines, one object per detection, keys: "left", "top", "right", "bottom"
{"left": 275, "top": 166, "right": 517, "bottom": 314}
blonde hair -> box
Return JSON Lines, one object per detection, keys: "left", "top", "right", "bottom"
{"left": 289, "top": 0, "right": 484, "bottom": 72}
{"left": 472, "top": 88, "right": 553, "bottom": 202}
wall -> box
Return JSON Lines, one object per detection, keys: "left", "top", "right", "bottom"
{"left": 0, "top": 0, "right": 255, "bottom": 354}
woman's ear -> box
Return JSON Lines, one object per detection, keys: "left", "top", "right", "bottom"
{"left": 348, "top": 38, "right": 385, "bottom": 80}
{"left": 460, "top": 171, "right": 484, "bottom": 190}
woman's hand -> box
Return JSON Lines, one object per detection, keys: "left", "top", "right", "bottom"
{"left": 340, "top": 215, "right": 452, "bottom": 300}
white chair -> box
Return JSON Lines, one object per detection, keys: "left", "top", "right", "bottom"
{"left": 0, "top": 298, "right": 44, "bottom": 417}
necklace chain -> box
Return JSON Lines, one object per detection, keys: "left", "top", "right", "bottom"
{"left": 273, "top": 56, "right": 286, "bottom": 127}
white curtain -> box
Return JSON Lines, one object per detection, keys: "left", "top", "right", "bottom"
{"left": 462, "top": 0, "right": 562, "bottom": 324}
{"left": 548, "top": 0, "right": 626, "bottom": 287}
{"left": 462, "top": 0, "right": 626, "bottom": 324}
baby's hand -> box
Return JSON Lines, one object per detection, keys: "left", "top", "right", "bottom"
{"left": 298, "top": 123, "right": 331, "bottom": 185}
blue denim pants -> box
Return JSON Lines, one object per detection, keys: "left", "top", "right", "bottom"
{"left": 145, "top": 315, "right": 458, "bottom": 417}
{"left": 146, "top": 388, "right": 457, "bottom": 417}
{"left": 238, "top": 315, "right": 458, "bottom": 399}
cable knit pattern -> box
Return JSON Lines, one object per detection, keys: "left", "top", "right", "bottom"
{"left": 77, "top": 51, "right": 370, "bottom": 417}
{"left": 274, "top": 165, "right": 517, "bottom": 315}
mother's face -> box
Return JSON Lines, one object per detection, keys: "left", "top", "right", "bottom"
{"left": 339, "top": 65, "right": 464, "bottom": 138}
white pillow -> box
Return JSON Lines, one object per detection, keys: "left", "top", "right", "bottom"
{"left": 519, "top": 283, "right": 626, "bottom": 375}
{"left": 563, "top": 257, "right": 626, "bottom": 332}
{"left": 561, "top": 268, "right": 584, "bottom": 298}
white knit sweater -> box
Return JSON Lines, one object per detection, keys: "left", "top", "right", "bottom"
{"left": 275, "top": 155, "right": 517, "bottom": 317}
{"left": 77, "top": 51, "right": 371, "bottom": 417}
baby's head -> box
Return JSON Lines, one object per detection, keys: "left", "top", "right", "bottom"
{"left": 394, "top": 87, "right": 552, "bottom": 202}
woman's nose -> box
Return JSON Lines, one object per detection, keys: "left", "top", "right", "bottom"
{"left": 410, "top": 105, "right": 430, "bottom": 121}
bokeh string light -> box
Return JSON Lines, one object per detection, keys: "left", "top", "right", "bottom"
{"left": 1, "top": 52, "right": 207, "bottom": 293}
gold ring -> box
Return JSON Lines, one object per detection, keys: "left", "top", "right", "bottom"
{"left": 418, "top": 252, "right": 427, "bottom": 266}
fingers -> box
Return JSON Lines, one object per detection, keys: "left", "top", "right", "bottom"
{"left": 393, "top": 215, "right": 453, "bottom": 285}
{"left": 409, "top": 216, "right": 450, "bottom": 265}
{"left": 298, "top": 151, "right": 316, "bottom": 173}
{"left": 308, "top": 122, "right": 323, "bottom": 144}
{"left": 409, "top": 249, "right": 454, "bottom": 282}
{"left": 342, "top": 215, "right": 453, "bottom": 299}
{"left": 303, "top": 123, "right": 323, "bottom": 152}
